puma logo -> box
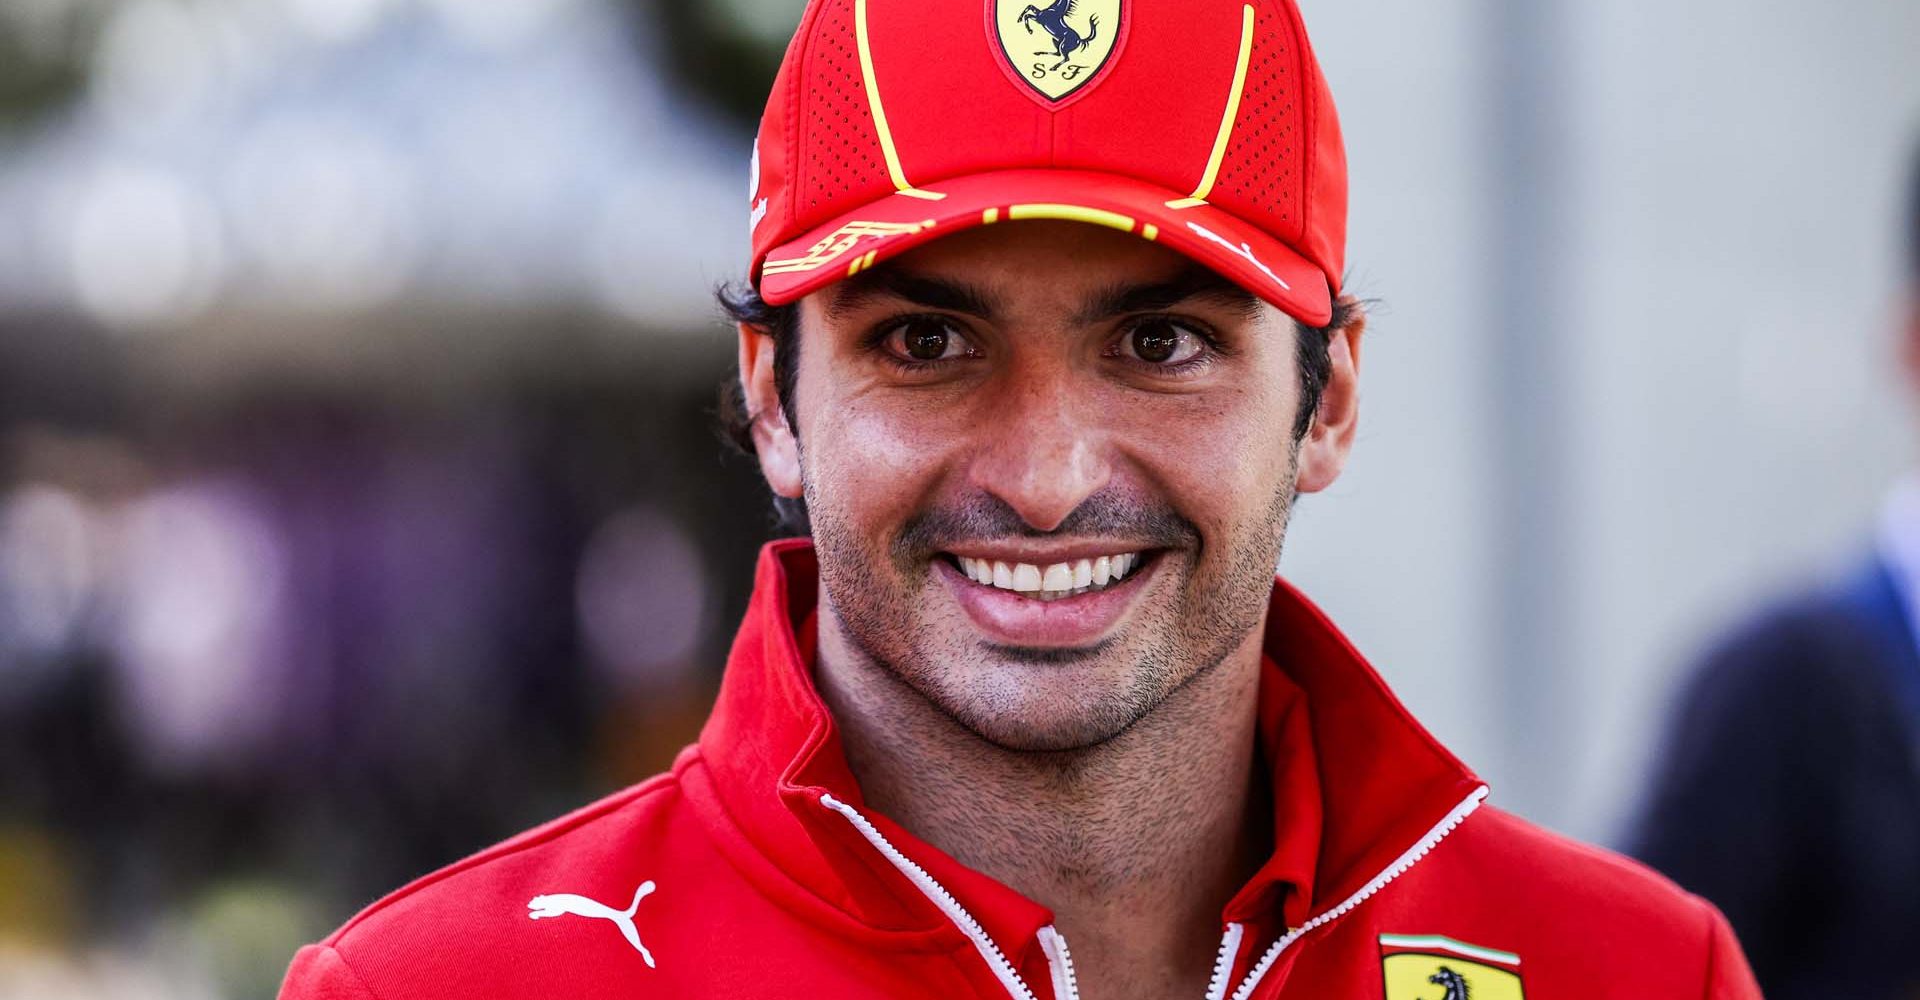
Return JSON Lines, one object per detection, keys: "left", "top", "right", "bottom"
{"left": 1186, "top": 221, "right": 1291, "bottom": 291}
{"left": 749, "top": 138, "right": 770, "bottom": 235}
{"left": 527, "top": 881, "right": 657, "bottom": 968}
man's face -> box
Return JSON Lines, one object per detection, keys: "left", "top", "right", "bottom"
{"left": 765, "top": 221, "right": 1340, "bottom": 753}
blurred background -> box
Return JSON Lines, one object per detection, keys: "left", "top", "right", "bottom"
{"left": 0, "top": 0, "right": 1914, "bottom": 996}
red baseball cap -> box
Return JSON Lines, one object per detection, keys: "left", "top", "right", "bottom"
{"left": 748, "top": 0, "right": 1347, "bottom": 326}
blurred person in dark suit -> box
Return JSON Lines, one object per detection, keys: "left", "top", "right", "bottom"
{"left": 1629, "top": 140, "right": 1920, "bottom": 999}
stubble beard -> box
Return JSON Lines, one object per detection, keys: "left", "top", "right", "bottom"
{"left": 807, "top": 457, "right": 1300, "bottom": 758}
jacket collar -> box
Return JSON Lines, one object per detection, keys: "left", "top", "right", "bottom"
{"left": 698, "top": 539, "right": 1483, "bottom": 949}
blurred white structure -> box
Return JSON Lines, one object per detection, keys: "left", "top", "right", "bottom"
{"left": 0, "top": 0, "right": 749, "bottom": 337}
{"left": 1289, "top": 0, "right": 1920, "bottom": 841}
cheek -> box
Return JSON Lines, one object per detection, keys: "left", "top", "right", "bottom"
{"left": 806, "top": 386, "right": 959, "bottom": 531}
{"left": 1118, "top": 383, "right": 1298, "bottom": 517}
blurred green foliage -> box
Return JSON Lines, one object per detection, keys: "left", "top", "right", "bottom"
{"left": 0, "top": 827, "right": 76, "bottom": 948}
{"left": 636, "top": 0, "right": 807, "bottom": 125}
{"left": 189, "top": 879, "right": 323, "bottom": 1000}
{"left": 0, "top": 27, "right": 87, "bottom": 130}
{"left": 0, "top": 0, "right": 806, "bottom": 132}
{"left": 0, "top": 0, "right": 110, "bottom": 130}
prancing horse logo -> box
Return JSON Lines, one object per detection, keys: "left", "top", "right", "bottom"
{"left": 527, "top": 881, "right": 658, "bottom": 968}
{"left": 1019, "top": 0, "right": 1100, "bottom": 72}
{"left": 1430, "top": 966, "right": 1471, "bottom": 1000}
{"left": 992, "top": 0, "right": 1124, "bottom": 103}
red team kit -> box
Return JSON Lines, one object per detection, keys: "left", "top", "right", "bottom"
{"left": 279, "top": 0, "right": 1764, "bottom": 996}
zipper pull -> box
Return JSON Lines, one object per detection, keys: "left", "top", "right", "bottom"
{"left": 1035, "top": 925, "right": 1079, "bottom": 1000}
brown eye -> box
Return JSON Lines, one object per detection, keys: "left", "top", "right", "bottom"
{"left": 1121, "top": 319, "right": 1205, "bottom": 365}
{"left": 884, "top": 317, "right": 974, "bottom": 362}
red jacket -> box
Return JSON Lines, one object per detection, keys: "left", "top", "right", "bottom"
{"left": 280, "top": 539, "right": 1761, "bottom": 999}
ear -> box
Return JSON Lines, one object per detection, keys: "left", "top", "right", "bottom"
{"left": 1293, "top": 301, "right": 1366, "bottom": 495}
{"left": 738, "top": 322, "right": 804, "bottom": 499}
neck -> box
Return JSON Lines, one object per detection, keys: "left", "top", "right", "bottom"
{"left": 815, "top": 613, "right": 1271, "bottom": 1000}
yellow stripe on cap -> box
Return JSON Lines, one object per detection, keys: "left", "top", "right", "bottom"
{"left": 1168, "top": 4, "right": 1256, "bottom": 210}
{"left": 1007, "top": 204, "right": 1136, "bottom": 232}
{"left": 855, "top": 0, "right": 946, "bottom": 201}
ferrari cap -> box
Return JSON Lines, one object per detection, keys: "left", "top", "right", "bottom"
{"left": 747, "top": 0, "right": 1347, "bottom": 325}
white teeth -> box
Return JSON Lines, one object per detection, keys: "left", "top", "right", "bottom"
{"left": 955, "top": 552, "right": 1146, "bottom": 598}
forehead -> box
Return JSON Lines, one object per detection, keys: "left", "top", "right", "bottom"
{"left": 814, "top": 220, "right": 1271, "bottom": 320}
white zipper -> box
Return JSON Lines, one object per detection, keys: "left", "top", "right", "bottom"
{"left": 1225, "top": 785, "right": 1490, "bottom": 1000}
{"left": 1203, "top": 921, "right": 1246, "bottom": 1000}
{"left": 1036, "top": 925, "right": 1079, "bottom": 1000}
{"left": 820, "top": 793, "right": 1043, "bottom": 999}
{"left": 820, "top": 785, "right": 1488, "bottom": 1000}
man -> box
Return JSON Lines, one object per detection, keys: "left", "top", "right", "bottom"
{"left": 1629, "top": 143, "right": 1920, "bottom": 1000}
{"left": 280, "top": 1, "right": 1761, "bottom": 997}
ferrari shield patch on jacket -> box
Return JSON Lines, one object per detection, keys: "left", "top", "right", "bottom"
{"left": 1380, "top": 934, "right": 1524, "bottom": 1000}
{"left": 993, "top": 0, "right": 1124, "bottom": 102}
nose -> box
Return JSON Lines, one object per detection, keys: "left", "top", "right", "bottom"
{"left": 967, "top": 367, "right": 1111, "bottom": 532}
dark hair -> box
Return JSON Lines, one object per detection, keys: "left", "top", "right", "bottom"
{"left": 715, "top": 280, "right": 1362, "bottom": 532}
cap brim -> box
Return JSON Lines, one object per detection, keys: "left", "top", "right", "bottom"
{"left": 757, "top": 168, "right": 1333, "bottom": 327}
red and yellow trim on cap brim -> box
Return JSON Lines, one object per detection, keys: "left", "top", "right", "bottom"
{"left": 755, "top": 168, "right": 1333, "bottom": 327}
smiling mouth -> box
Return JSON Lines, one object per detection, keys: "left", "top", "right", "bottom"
{"left": 940, "top": 550, "right": 1155, "bottom": 602}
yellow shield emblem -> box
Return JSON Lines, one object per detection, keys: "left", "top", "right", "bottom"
{"left": 1380, "top": 935, "right": 1525, "bottom": 1000}
{"left": 993, "top": 0, "right": 1124, "bottom": 103}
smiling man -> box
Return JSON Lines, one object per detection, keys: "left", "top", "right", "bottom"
{"left": 279, "top": 1, "right": 1763, "bottom": 998}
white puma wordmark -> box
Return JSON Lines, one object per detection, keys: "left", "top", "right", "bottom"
{"left": 527, "top": 880, "right": 657, "bottom": 968}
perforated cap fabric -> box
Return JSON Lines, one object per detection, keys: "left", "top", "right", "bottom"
{"left": 746, "top": 0, "right": 1347, "bottom": 326}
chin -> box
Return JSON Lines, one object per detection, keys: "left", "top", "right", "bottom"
{"left": 933, "top": 681, "right": 1149, "bottom": 754}
{"left": 955, "top": 715, "right": 1132, "bottom": 755}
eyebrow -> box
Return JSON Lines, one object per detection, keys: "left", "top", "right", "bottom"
{"left": 824, "top": 261, "right": 1263, "bottom": 325}
{"left": 1073, "top": 266, "right": 1264, "bottom": 324}
{"left": 826, "top": 269, "right": 1003, "bottom": 322}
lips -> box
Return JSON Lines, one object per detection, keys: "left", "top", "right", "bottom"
{"left": 934, "top": 549, "right": 1160, "bottom": 648}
